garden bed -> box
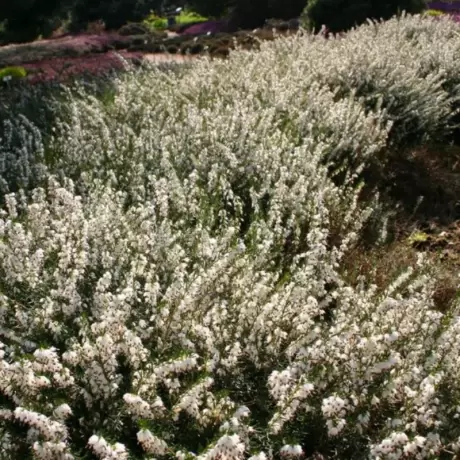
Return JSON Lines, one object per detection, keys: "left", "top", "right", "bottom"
{"left": 0, "top": 26, "right": 295, "bottom": 83}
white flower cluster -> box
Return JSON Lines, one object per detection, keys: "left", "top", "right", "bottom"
{"left": 280, "top": 444, "right": 304, "bottom": 458}
{"left": 0, "top": 12, "right": 460, "bottom": 460}
{"left": 201, "top": 434, "right": 245, "bottom": 460}
{"left": 0, "top": 115, "right": 47, "bottom": 194}
{"left": 123, "top": 393, "right": 163, "bottom": 419}
{"left": 321, "top": 395, "right": 348, "bottom": 436}
{"left": 88, "top": 435, "right": 128, "bottom": 459}
{"left": 137, "top": 429, "right": 169, "bottom": 455}
{"left": 13, "top": 408, "right": 67, "bottom": 441}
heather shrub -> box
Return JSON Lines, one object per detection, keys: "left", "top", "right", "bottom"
{"left": 118, "top": 22, "right": 152, "bottom": 36}
{"left": 0, "top": 116, "right": 47, "bottom": 195}
{"left": 49, "top": 64, "right": 388, "bottom": 197}
{"left": 1, "top": 15, "right": 460, "bottom": 460}
{"left": 292, "top": 14, "right": 460, "bottom": 147}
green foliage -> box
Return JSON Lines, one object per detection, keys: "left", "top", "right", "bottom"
{"left": 0, "top": 66, "right": 27, "bottom": 80}
{"left": 144, "top": 10, "right": 208, "bottom": 31}
{"left": 143, "top": 13, "right": 168, "bottom": 30}
{"left": 187, "top": 0, "right": 306, "bottom": 28}
{"left": 0, "top": 0, "right": 175, "bottom": 40}
{"left": 185, "top": 0, "right": 229, "bottom": 18}
{"left": 424, "top": 8, "right": 444, "bottom": 16}
{"left": 70, "top": 0, "right": 163, "bottom": 31}
{"left": 302, "top": 0, "right": 427, "bottom": 33}
{"left": 176, "top": 9, "right": 208, "bottom": 25}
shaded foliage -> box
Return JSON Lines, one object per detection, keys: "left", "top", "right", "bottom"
{"left": 188, "top": 0, "right": 306, "bottom": 28}
{"left": 302, "top": 0, "right": 427, "bottom": 32}
{"left": 0, "top": 0, "right": 71, "bottom": 43}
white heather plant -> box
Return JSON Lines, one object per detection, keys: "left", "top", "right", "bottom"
{"left": 0, "top": 13, "right": 460, "bottom": 460}
{"left": 0, "top": 115, "right": 47, "bottom": 194}
{"left": 257, "top": 13, "right": 460, "bottom": 148}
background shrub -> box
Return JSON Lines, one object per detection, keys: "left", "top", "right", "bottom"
{"left": 302, "top": 0, "right": 427, "bottom": 32}
{"left": 0, "top": 116, "right": 47, "bottom": 195}
{"left": 0, "top": 0, "right": 68, "bottom": 43}
{"left": 186, "top": 0, "right": 306, "bottom": 29}
{"left": 118, "top": 22, "right": 153, "bottom": 36}
{"left": 69, "top": 0, "right": 162, "bottom": 31}
{"left": 143, "top": 13, "right": 168, "bottom": 31}
{"left": 290, "top": 14, "right": 460, "bottom": 148}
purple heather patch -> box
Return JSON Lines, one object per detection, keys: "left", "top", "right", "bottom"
{"left": 181, "top": 20, "right": 230, "bottom": 36}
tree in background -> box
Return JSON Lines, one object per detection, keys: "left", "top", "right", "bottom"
{"left": 0, "top": 0, "right": 164, "bottom": 43}
{"left": 302, "top": 0, "right": 427, "bottom": 33}
{"left": 69, "top": 0, "right": 163, "bottom": 31}
{"left": 0, "top": 0, "right": 69, "bottom": 43}
{"left": 187, "top": 0, "right": 306, "bottom": 29}
{"left": 0, "top": 0, "right": 429, "bottom": 45}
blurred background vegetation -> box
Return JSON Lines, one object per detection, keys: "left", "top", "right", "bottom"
{"left": 0, "top": 0, "right": 431, "bottom": 45}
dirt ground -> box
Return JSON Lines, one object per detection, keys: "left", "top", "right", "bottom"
{"left": 341, "top": 144, "right": 460, "bottom": 312}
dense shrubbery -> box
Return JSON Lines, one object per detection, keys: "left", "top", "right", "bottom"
{"left": 1, "top": 14, "right": 460, "bottom": 460}
{"left": 0, "top": 0, "right": 68, "bottom": 43}
{"left": 0, "top": 0, "right": 433, "bottom": 44}
{"left": 118, "top": 22, "right": 154, "bottom": 36}
{"left": 302, "top": 0, "right": 426, "bottom": 32}
{"left": 69, "top": 0, "right": 162, "bottom": 31}
{"left": 0, "top": 0, "right": 166, "bottom": 43}
{"left": 143, "top": 10, "right": 208, "bottom": 31}
{"left": 188, "top": 0, "right": 306, "bottom": 28}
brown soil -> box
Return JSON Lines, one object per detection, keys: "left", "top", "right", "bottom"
{"left": 342, "top": 144, "right": 460, "bottom": 311}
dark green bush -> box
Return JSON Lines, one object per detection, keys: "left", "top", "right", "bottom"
{"left": 118, "top": 22, "right": 153, "bottom": 36}
{"left": 0, "top": 0, "right": 70, "bottom": 43}
{"left": 213, "top": 46, "right": 230, "bottom": 57}
{"left": 70, "top": 0, "right": 162, "bottom": 31}
{"left": 302, "top": 0, "right": 427, "bottom": 33}
{"left": 146, "top": 42, "right": 163, "bottom": 52}
{"left": 166, "top": 44, "right": 179, "bottom": 53}
{"left": 189, "top": 42, "right": 205, "bottom": 54}
{"left": 111, "top": 37, "right": 134, "bottom": 50}
{"left": 187, "top": 0, "right": 305, "bottom": 29}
